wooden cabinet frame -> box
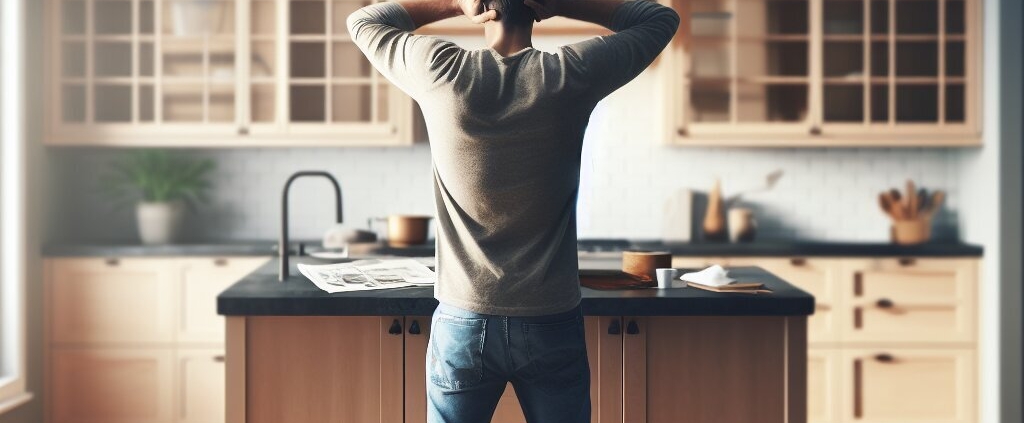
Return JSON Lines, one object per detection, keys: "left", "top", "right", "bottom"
{"left": 44, "top": 0, "right": 415, "bottom": 147}
{"left": 665, "top": 0, "right": 984, "bottom": 147}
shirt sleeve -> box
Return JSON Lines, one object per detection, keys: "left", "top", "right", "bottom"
{"left": 562, "top": 1, "right": 680, "bottom": 101}
{"left": 346, "top": 2, "right": 465, "bottom": 99}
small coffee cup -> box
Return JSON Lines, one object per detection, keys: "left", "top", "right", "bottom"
{"left": 655, "top": 268, "right": 681, "bottom": 289}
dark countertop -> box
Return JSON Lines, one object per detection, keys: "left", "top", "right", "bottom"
{"left": 217, "top": 258, "right": 814, "bottom": 317}
{"left": 45, "top": 238, "right": 983, "bottom": 258}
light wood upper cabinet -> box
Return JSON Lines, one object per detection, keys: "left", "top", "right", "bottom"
{"left": 178, "top": 257, "right": 268, "bottom": 344}
{"left": 841, "top": 348, "right": 975, "bottom": 423}
{"left": 667, "top": 0, "right": 981, "bottom": 147}
{"left": 48, "top": 258, "right": 177, "bottom": 345}
{"left": 50, "top": 348, "right": 175, "bottom": 423}
{"left": 46, "top": 0, "right": 415, "bottom": 146}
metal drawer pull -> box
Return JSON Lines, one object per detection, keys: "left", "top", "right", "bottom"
{"left": 875, "top": 298, "right": 895, "bottom": 309}
{"left": 874, "top": 353, "right": 895, "bottom": 363}
{"left": 213, "top": 355, "right": 225, "bottom": 363}
{"left": 898, "top": 258, "right": 916, "bottom": 266}
{"left": 408, "top": 320, "right": 421, "bottom": 335}
{"left": 853, "top": 272, "right": 863, "bottom": 296}
{"left": 388, "top": 319, "right": 402, "bottom": 335}
{"left": 790, "top": 258, "right": 807, "bottom": 266}
{"left": 626, "top": 320, "right": 640, "bottom": 335}
{"left": 214, "top": 258, "right": 228, "bottom": 266}
{"left": 104, "top": 258, "right": 120, "bottom": 266}
{"left": 608, "top": 319, "right": 621, "bottom": 335}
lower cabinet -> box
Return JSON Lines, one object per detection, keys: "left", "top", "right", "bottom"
{"left": 691, "top": 256, "right": 980, "bottom": 423}
{"left": 229, "top": 315, "right": 806, "bottom": 423}
{"left": 45, "top": 257, "right": 270, "bottom": 423}
{"left": 50, "top": 348, "right": 175, "bottom": 423}
{"left": 177, "top": 349, "right": 227, "bottom": 423}
{"left": 243, "top": 316, "right": 404, "bottom": 423}
{"left": 841, "top": 349, "right": 975, "bottom": 423}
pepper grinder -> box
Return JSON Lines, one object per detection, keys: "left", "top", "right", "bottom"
{"left": 702, "top": 179, "right": 727, "bottom": 242}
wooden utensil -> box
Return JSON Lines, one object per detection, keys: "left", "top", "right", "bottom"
{"left": 906, "top": 180, "right": 918, "bottom": 219}
{"left": 924, "top": 190, "right": 945, "bottom": 218}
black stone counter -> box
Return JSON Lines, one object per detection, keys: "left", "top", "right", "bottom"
{"left": 217, "top": 258, "right": 814, "bottom": 317}
{"left": 46, "top": 239, "right": 981, "bottom": 258}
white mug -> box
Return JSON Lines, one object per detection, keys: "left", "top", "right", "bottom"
{"left": 655, "top": 268, "right": 680, "bottom": 289}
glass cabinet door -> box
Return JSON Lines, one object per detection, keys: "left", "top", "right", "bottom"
{"left": 821, "top": 0, "right": 972, "bottom": 132}
{"left": 681, "top": 0, "right": 812, "bottom": 135}
{"left": 159, "top": 0, "right": 238, "bottom": 124}
{"left": 283, "top": 0, "right": 406, "bottom": 139}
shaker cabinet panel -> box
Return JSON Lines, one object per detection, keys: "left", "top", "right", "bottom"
{"left": 807, "top": 348, "right": 841, "bottom": 423}
{"left": 841, "top": 348, "right": 975, "bottom": 423}
{"left": 50, "top": 348, "right": 175, "bottom": 423}
{"left": 177, "top": 257, "right": 269, "bottom": 344}
{"left": 176, "top": 349, "right": 227, "bottom": 423}
{"left": 48, "top": 258, "right": 177, "bottom": 345}
{"left": 245, "top": 316, "right": 404, "bottom": 423}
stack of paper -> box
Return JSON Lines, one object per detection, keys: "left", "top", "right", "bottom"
{"left": 298, "top": 259, "right": 436, "bottom": 293}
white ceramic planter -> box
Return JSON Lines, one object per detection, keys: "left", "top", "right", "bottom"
{"left": 136, "top": 201, "right": 185, "bottom": 245}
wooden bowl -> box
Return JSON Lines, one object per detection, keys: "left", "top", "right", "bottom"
{"left": 622, "top": 251, "right": 672, "bottom": 281}
{"left": 891, "top": 218, "right": 932, "bottom": 245}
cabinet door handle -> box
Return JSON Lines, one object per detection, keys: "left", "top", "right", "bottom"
{"left": 677, "top": 127, "right": 689, "bottom": 137}
{"left": 810, "top": 126, "right": 822, "bottom": 136}
{"left": 408, "top": 320, "right": 421, "bottom": 335}
{"left": 626, "top": 320, "right": 640, "bottom": 335}
{"left": 213, "top": 355, "right": 225, "bottom": 363}
{"left": 874, "top": 353, "right": 895, "bottom": 363}
{"left": 898, "top": 257, "right": 916, "bottom": 266}
{"left": 388, "top": 319, "right": 402, "bottom": 335}
{"left": 875, "top": 298, "right": 894, "bottom": 309}
{"left": 853, "top": 271, "right": 864, "bottom": 296}
{"left": 607, "top": 319, "right": 621, "bottom": 335}
{"left": 238, "top": 127, "right": 249, "bottom": 135}
{"left": 214, "top": 258, "right": 228, "bottom": 267}
{"left": 853, "top": 358, "right": 863, "bottom": 418}
{"left": 790, "top": 257, "right": 807, "bottom": 266}
{"left": 104, "top": 258, "right": 120, "bottom": 266}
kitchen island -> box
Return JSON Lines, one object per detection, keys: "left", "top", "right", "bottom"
{"left": 218, "top": 258, "right": 814, "bottom": 423}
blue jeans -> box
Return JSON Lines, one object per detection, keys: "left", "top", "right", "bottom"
{"left": 426, "top": 302, "right": 591, "bottom": 423}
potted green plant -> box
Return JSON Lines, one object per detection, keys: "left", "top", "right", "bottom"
{"left": 100, "top": 150, "right": 215, "bottom": 245}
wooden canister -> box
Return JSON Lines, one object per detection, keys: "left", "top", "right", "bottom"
{"left": 622, "top": 251, "right": 672, "bottom": 281}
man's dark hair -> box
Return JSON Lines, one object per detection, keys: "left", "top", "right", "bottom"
{"left": 486, "top": 0, "right": 534, "bottom": 26}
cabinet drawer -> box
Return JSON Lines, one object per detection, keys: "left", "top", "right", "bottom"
{"left": 841, "top": 259, "right": 976, "bottom": 343}
{"left": 48, "top": 258, "right": 176, "bottom": 344}
{"left": 178, "top": 257, "right": 268, "bottom": 344}
{"left": 177, "top": 349, "right": 226, "bottom": 423}
{"left": 842, "top": 349, "right": 975, "bottom": 423}
{"left": 50, "top": 348, "right": 174, "bottom": 423}
{"left": 730, "top": 258, "right": 841, "bottom": 344}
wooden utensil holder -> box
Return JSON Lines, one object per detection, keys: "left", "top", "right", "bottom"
{"left": 891, "top": 218, "right": 932, "bottom": 245}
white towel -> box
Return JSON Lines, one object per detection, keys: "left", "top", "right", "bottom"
{"left": 680, "top": 265, "right": 736, "bottom": 287}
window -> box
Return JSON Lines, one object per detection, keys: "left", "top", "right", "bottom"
{"left": 0, "top": 0, "right": 32, "bottom": 414}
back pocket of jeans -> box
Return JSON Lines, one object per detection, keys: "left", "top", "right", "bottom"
{"left": 428, "top": 315, "right": 486, "bottom": 390}
{"left": 523, "top": 316, "right": 588, "bottom": 391}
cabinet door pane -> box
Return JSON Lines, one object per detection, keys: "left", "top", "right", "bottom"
{"left": 291, "top": 85, "right": 327, "bottom": 121}
{"left": 895, "top": 0, "right": 938, "bottom": 34}
{"left": 737, "top": 84, "right": 807, "bottom": 122}
{"left": 824, "top": 0, "right": 863, "bottom": 34}
{"left": 94, "top": 84, "right": 133, "bottom": 122}
{"left": 94, "top": 0, "right": 133, "bottom": 35}
{"left": 62, "top": 84, "right": 86, "bottom": 122}
{"left": 62, "top": 0, "right": 86, "bottom": 35}
{"left": 290, "top": 0, "right": 326, "bottom": 34}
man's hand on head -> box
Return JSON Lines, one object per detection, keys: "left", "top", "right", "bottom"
{"left": 524, "top": 0, "right": 558, "bottom": 21}
{"left": 456, "top": 0, "right": 499, "bottom": 24}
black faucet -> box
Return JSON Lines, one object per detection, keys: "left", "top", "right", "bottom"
{"left": 280, "top": 171, "right": 343, "bottom": 281}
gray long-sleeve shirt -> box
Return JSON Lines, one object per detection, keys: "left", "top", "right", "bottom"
{"left": 348, "top": 1, "right": 679, "bottom": 316}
